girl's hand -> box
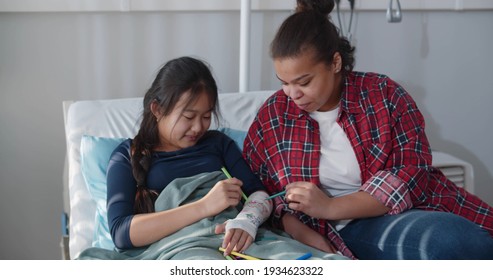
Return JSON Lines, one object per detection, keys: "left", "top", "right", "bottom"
{"left": 285, "top": 181, "right": 331, "bottom": 219}
{"left": 200, "top": 178, "right": 243, "bottom": 217}
{"left": 214, "top": 222, "right": 253, "bottom": 256}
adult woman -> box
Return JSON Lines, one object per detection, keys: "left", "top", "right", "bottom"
{"left": 243, "top": 0, "right": 493, "bottom": 259}
{"left": 106, "top": 56, "right": 272, "bottom": 257}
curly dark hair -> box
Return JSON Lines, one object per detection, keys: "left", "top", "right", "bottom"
{"left": 271, "top": 0, "right": 355, "bottom": 75}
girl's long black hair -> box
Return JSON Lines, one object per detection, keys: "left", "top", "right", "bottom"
{"left": 131, "top": 56, "right": 219, "bottom": 214}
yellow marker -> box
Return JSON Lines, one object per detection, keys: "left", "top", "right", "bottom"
{"left": 219, "top": 247, "right": 261, "bottom": 260}
{"left": 221, "top": 167, "right": 248, "bottom": 201}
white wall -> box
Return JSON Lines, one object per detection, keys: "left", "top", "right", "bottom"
{"left": 0, "top": 9, "right": 492, "bottom": 259}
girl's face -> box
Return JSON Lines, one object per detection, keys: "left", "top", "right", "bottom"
{"left": 152, "top": 91, "right": 213, "bottom": 152}
{"left": 274, "top": 50, "right": 342, "bottom": 112}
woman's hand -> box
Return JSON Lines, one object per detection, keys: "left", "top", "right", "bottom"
{"left": 214, "top": 222, "right": 253, "bottom": 256}
{"left": 285, "top": 181, "right": 390, "bottom": 220}
{"left": 285, "top": 181, "right": 332, "bottom": 219}
{"left": 200, "top": 178, "right": 243, "bottom": 217}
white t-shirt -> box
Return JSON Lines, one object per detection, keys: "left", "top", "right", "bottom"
{"left": 310, "top": 108, "right": 361, "bottom": 230}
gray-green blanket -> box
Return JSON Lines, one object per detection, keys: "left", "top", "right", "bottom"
{"left": 77, "top": 171, "right": 347, "bottom": 260}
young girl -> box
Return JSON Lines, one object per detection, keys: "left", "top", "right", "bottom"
{"left": 105, "top": 56, "right": 272, "bottom": 257}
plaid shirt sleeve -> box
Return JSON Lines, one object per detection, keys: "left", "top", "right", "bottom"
{"left": 342, "top": 75, "right": 431, "bottom": 214}
{"left": 351, "top": 74, "right": 492, "bottom": 235}
{"left": 243, "top": 95, "right": 292, "bottom": 228}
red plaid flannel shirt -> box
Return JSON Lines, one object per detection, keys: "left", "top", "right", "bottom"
{"left": 243, "top": 71, "right": 493, "bottom": 259}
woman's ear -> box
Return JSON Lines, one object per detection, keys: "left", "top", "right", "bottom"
{"left": 332, "top": 52, "right": 342, "bottom": 73}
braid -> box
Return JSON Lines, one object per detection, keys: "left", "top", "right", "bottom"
{"left": 131, "top": 108, "right": 159, "bottom": 214}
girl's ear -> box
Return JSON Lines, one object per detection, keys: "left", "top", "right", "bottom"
{"left": 150, "top": 100, "right": 162, "bottom": 120}
{"left": 332, "top": 52, "right": 342, "bottom": 73}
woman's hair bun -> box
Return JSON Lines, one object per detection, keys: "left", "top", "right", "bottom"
{"left": 295, "top": 0, "right": 335, "bottom": 15}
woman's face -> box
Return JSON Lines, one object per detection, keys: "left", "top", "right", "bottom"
{"left": 274, "top": 50, "right": 342, "bottom": 112}
{"left": 152, "top": 90, "right": 213, "bottom": 152}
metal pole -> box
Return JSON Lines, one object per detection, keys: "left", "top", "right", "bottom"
{"left": 239, "top": 0, "right": 250, "bottom": 93}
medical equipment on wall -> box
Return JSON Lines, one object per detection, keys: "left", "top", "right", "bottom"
{"left": 335, "top": 0, "right": 403, "bottom": 35}
{"left": 335, "top": 0, "right": 355, "bottom": 42}
{"left": 387, "top": 0, "right": 402, "bottom": 23}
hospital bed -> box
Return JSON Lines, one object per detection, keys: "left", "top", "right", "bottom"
{"left": 61, "top": 90, "right": 475, "bottom": 259}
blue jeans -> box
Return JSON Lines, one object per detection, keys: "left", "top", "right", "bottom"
{"left": 338, "top": 209, "right": 493, "bottom": 260}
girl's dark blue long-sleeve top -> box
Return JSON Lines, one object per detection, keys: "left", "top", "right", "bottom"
{"left": 106, "top": 130, "right": 265, "bottom": 249}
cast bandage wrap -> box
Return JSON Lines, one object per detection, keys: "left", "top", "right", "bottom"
{"left": 225, "top": 191, "right": 273, "bottom": 239}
